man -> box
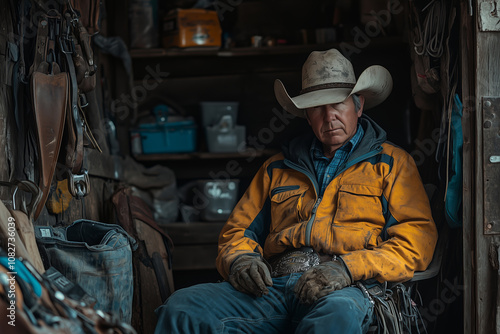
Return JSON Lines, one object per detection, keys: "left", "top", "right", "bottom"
{"left": 155, "top": 48, "right": 438, "bottom": 334}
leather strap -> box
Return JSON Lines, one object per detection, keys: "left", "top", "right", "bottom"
{"left": 30, "top": 12, "right": 69, "bottom": 219}
{"left": 61, "top": 12, "right": 84, "bottom": 174}
{"left": 29, "top": 15, "right": 49, "bottom": 76}
{"left": 75, "top": 20, "right": 93, "bottom": 66}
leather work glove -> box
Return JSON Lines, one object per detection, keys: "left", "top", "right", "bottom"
{"left": 228, "top": 255, "right": 273, "bottom": 297}
{"left": 294, "top": 259, "right": 353, "bottom": 304}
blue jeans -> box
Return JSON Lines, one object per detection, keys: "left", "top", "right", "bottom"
{"left": 155, "top": 273, "right": 374, "bottom": 334}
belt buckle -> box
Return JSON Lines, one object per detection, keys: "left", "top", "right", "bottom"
{"left": 270, "top": 247, "right": 321, "bottom": 278}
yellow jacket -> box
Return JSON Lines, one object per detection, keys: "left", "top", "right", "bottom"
{"left": 217, "top": 115, "right": 438, "bottom": 283}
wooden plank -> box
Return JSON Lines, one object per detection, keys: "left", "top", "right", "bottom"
{"left": 460, "top": 2, "right": 476, "bottom": 333}
{"left": 475, "top": 2, "right": 500, "bottom": 333}
{"left": 172, "top": 244, "right": 219, "bottom": 270}
{"left": 129, "top": 38, "right": 405, "bottom": 59}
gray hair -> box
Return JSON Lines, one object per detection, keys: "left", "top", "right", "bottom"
{"left": 352, "top": 94, "right": 361, "bottom": 112}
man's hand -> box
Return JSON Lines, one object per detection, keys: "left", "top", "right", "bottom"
{"left": 228, "top": 255, "right": 273, "bottom": 297}
{"left": 294, "top": 259, "right": 352, "bottom": 304}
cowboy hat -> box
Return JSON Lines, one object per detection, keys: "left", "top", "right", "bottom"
{"left": 274, "top": 48, "right": 393, "bottom": 118}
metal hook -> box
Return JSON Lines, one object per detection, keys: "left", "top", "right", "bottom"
{"left": 11, "top": 185, "right": 19, "bottom": 210}
{"left": 65, "top": 169, "right": 91, "bottom": 199}
{"left": 0, "top": 180, "right": 42, "bottom": 219}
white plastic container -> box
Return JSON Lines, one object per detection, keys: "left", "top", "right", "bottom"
{"left": 200, "top": 101, "right": 239, "bottom": 127}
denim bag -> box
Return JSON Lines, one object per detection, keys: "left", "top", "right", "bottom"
{"left": 36, "top": 219, "right": 137, "bottom": 324}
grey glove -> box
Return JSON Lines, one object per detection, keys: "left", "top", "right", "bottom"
{"left": 228, "top": 255, "right": 273, "bottom": 297}
{"left": 294, "top": 259, "right": 352, "bottom": 304}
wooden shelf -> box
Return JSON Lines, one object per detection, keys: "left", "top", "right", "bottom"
{"left": 129, "top": 38, "right": 405, "bottom": 59}
{"left": 133, "top": 148, "right": 279, "bottom": 162}
{"left": 130, "top": 44, "right": 335, "bottom": 58}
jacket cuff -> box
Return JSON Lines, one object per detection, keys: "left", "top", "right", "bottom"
{"left": 337, "top": 255, "right": 354, "bottom": 283}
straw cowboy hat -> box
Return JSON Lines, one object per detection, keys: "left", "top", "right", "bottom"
{"left": 274, "top": 48, "right": 393, "bottom": 118}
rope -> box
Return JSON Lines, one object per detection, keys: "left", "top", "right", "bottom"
{"left": 413, "top": 0, "right": 447, "bottom": 58}
{"left": 366, "top": 283, "right": 429, "bottom": 334}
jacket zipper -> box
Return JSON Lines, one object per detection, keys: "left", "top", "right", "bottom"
{"left": 283, "top": 160, "right": 319, "bottom": 246}
{"left": 306, "top": 196, "right": 322, "bottom": 245}
{"left": 283, "top": 145, "right": 382, "bottom": 246}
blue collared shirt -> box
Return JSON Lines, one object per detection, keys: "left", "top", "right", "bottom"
{"left": 311, "top": 124, "right": 364, "bottom": 196}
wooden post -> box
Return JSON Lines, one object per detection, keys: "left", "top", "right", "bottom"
{"left": 461, "top": 1, "right": 475, "bottom": 333}
{"left": 471, "top": 1, "right": 500, "bottom": 333}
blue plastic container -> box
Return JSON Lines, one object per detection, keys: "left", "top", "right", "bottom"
{"left": 137, "top": 120, "right": 197, "bottom": 154}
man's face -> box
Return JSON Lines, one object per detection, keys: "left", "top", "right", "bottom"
{"left": 306, "top": 95, "right": 364, "bottom": 155}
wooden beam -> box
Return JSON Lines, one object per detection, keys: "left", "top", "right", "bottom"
{"left": 461, "top": 2, "right": 476, "bottom": 333}
{"left": 474, "top": 1, "right": 500, "bottom": 333}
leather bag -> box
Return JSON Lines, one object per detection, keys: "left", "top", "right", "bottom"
{"left": 35, "top": 219, "right": 137, "bottom": 325}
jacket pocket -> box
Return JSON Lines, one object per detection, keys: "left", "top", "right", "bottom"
{"left": 334, "top": 184, "right": 383, "bottom": 222}
{"left": 333, "top": 184, "right": 384, "bottom": 249}
{"left": 270, "top": 186, "right": 306, "bottom": 232}
{"left": 270, "top": 185, "right": 301, "bottom": 200}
